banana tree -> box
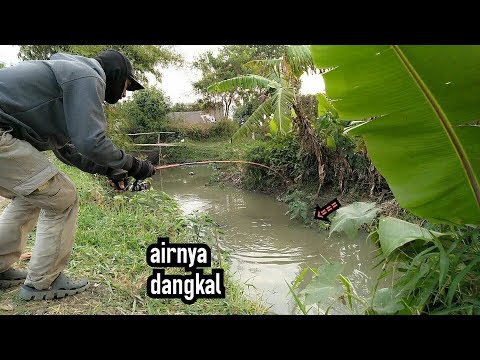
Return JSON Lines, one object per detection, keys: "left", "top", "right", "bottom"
{"left": 208, "top": 45, "right": 328, "bottom": 193}
{"left": 208, "top": 73, "right": 294, "bottom": 139}
{"left": 207, "top": 46, "right": 315, "bottom": 139}
{"left": 310, "top": 45, "right": 480, "bottom": 225}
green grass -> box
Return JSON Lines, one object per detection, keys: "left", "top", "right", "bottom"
{"left": 162, "top": 139, "right": 265, "bottom": 164}
{"left": 0, "top": 159, "right": 268, "bottom": 315}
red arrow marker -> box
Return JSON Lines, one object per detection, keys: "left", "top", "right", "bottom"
{"left": 314, "top": 198, "right": 341, "bottom": 223}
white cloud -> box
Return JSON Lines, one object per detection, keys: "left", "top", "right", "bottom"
{"left": 0, "top": 45, "right": 20, "bottom": 66}
{"left": 173, "top": 45, "right": 221, "bottom": 62}
{"left": 156, "top": 45, "right": 221, "bottom": 104}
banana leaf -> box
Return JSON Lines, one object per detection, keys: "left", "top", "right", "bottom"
{"left": 311, "top": 45, "right": 480, "bottom": 225}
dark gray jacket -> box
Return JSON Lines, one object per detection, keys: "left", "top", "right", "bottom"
{"left": 0, "top": 53, "right": 133, "bottom": 175}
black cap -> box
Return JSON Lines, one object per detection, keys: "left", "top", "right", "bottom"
{"left": 124, "top": 56, "right": 144, "bottom": 91}
{"left": 95, "top": 49, "right": 145, "bottom": 104}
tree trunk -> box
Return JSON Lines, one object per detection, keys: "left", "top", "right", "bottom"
{"left": 292, "top": 103, "right": 325, "bottom": 198}
{"left": 225, "top": 96, "right": 232, "bottom": 119}
{"left": 221, "top": 94, "right": 234, "bottom": 119}
{"left": 222, "top": 97, "right": 228, "bottom": 118}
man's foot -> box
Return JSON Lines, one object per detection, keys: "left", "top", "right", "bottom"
{"left": 0, "top": 268, "right": 27, "bottom": 289}
{"left": 19, "top": 273, "right": 90, "bottom": 301}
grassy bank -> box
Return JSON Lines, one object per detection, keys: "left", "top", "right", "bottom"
{"left": 0, "top": 159, "right": 268, "bottom": 315}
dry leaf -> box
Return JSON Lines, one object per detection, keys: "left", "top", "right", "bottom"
{"left": 0, "top": 303, "right": 14, "bottom": 311}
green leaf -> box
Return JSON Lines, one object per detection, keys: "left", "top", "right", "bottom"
{"left": 271, "top": 88, "right": 293, "bottom": 135}
{"left": 286, "top": 280, "right": 308, "bottom": 315}
{"left": 413, "top": 272, "right": 438, "bottom": 310}
{"left": 329, "top": 202, "right": 379, "bottom": 239}
{"left": 207, "top": 74, "right": 280, "bottom": 93}
{"left": 371, "top": 288, "right": 404, "bottom": 314}
{"left": 317, "top": 93, "right": 338, "bottom": 118}
{"left": 230, "top": 86, "right": 294, "bottom": 141}
{"left": 269, "top": 118, "right": 278, "bottom": 136}
{"left": 310, "top": 45, "right": 480, "bottom": 225}
{"left": 231, "top": 97, "right": 274, "bottom": 142}
{"left": 446, "top": 258, "right": 480, "bottom": 307}
{"left": 290, "top": 107, "right": 297, "bottom": 119}
{"left": 302, "top": 262, "right": 344, "bottom": 306}
{"left": 292, "top": 267, "right": 310, "bottom": 289}
{"left": 338, "top": 275, "right": 353, "bottom": 311}
{"left": 285, "top": 45, "right": 315, "bottom": 78}
{"left": 326, "top": 136, "right": 336, "bottom": 151}
{"left": 432, "top": 237, "right": 449, "bottom": 289}
{"left": 396, "top": 262, "right": 431, "bottom": 298}
{"left": 378, "top": 216, "right": 445, "bottom": 257}
{"left": 245, "top": 58, "right": 283, "bottom": 75}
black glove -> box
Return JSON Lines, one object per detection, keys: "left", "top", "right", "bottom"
{"left": 128, "top": 157, "right": 156, "bottom": 180}
{"left": 107, "top": 168, "right": 129, "bottom": 189}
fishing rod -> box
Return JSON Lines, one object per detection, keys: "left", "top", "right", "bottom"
{"left": 154, "top": 160, "right": 291, "bottom": 185}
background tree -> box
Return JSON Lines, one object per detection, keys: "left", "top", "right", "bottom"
{"left": 251, "top": 45, "right": 287, "bottom": 60}
{"left": 119, "top": 86, "right": 172, "bottom": 136}
{"left": 171, "top": 102, "right": 202, "bottom": 112}
{"left": 233, "top": 97, "right": 262, "bottom": 126}
{"left": 18, "top": 45, "right": 182, "bottom": 84}
{"left": 208, "top": 46, "right": 327, "bottom": 195}
{"left": 0, "top": 62, "right": 4, "bottom": 69}
{"left": 192, "top": 45, "right": 286, "bottom": 119}
{"left": 18, "top": 45, "right": 71, "bottom": 61}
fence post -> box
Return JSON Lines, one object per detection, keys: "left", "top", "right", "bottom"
{"left": 127, "top": 131, "right": 177, "bottom": 166}
{"left": 157, "top": 133, "right": 161, "bottom": 165}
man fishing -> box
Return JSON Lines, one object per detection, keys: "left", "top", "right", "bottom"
{"left": 0, "top": 49, "right": 155, "bottom": 300}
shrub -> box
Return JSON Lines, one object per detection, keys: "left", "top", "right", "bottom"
{"left": 162, "top": 119, "right": 239, "bottom": 141}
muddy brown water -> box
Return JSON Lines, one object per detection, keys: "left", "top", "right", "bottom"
{"left": 152, "top": 166, "right": 382, "bottom": 314}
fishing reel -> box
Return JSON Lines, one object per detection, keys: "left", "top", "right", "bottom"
{"left": 124, "top": 177, "right": 151, "bottom": 192}
{"left": 108, "top": 169, "right": 151, "bottom": 192}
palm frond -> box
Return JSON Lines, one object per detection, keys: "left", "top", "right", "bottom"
{"left": 272, "top": 87, "right": 295, "bottom": 135}
{"left": 207, "top": 75, "right": 281, "bottom": 94}
{"left": 231, "top": 97, "right": 274, "bottom": 142}
{"left": 285, "top": 45, "right": 315, "bottom": 78}
{"left": 245, "top": 58, "right": 283, "bottom": 76}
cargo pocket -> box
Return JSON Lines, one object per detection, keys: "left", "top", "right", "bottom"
{"left": 0, "top": 132, "right": 59, "bottom": 196}
{"left": 26, "top": 173, "right": 77, "bottom": 213}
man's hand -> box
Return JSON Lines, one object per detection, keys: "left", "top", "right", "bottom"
{"left": 108, "top": 179, "right": 126, "bottom": 192}
{"left": 107, "top": 168, "right": 129, "bottom": 192}
{"left": 128, "top": 157, "right": 156, "bottom": 180}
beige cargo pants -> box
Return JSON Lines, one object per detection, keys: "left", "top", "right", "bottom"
{"left": 0, "top": 127, "right": 79, "bottom": 290}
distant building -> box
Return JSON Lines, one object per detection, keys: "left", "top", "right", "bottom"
{"left": 169, "top": 108, "right": 224, "bottom": 125}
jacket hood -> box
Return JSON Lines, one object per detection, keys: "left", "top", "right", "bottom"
{"left": 49, "top": 53, "right": 106, "bottom": 82}
{"left": 94, "top": 50, "right": 130, "bottom": 104}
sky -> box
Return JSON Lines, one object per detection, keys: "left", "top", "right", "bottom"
{"left": 0, "top": 45, "right": 324, "bottom": 104}
{"left": 157, "top": 45, "right": 221, "bottom": 103}
{"left": 0, "top": 45, "right": 19, "bottom": 66}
